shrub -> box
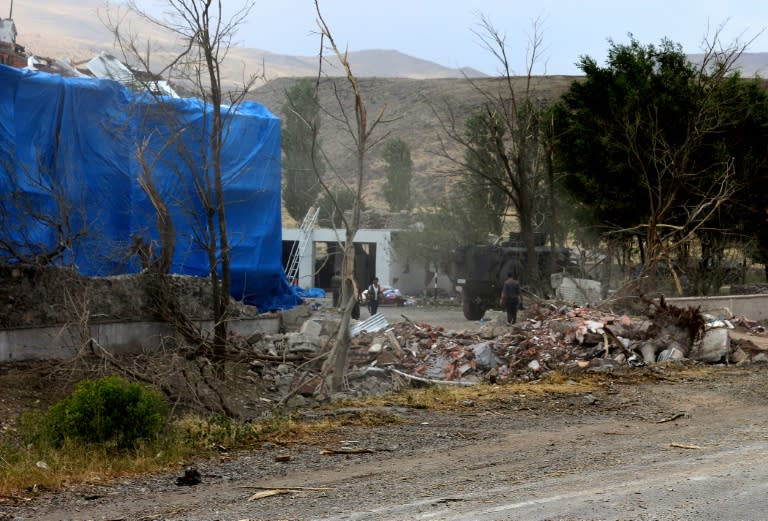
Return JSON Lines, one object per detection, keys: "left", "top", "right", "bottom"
{"left": 38, "top": 376, "right": 168, "bottom": 449}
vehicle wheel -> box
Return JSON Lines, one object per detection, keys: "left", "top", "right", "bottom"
{"left": 462, "top": 295, "right": 485, "bottom": 321}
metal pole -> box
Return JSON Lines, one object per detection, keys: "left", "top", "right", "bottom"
{"left": 9, "top": 0, "right": 13, "bottom": 19}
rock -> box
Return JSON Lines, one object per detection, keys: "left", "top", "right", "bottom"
{"left": 690, "top": 328, "right": 730, "bottom": 363}
{"left": 376, "top": 351, "right": 399, "bottom": 366}
{"left": 286, "top": 332, "right": 316, "bottom": 353}
{"left": 587, "top": 358, "right": 619, "bottom": 372}
{"left": 298, "top": 383, "right": 316, "bottom": 397}
{"left": 640, "top": 341, "right": 658, "bottom": 364}
{"left": 176, "top": 468, "right": 201, "bottom": 486}
{"left": 472, "top": 342, "right": 499, "bottom": 369}
{"left": 286, "top": 395, "right": 309, "bottom": 408}
{"left": 731, "top": 347, "right": 748, "bottom": 364}
{"left": 657, "top": 347, "right": 684, "bottom": 362}
{"left": 300, "top": 319, "right": 323, "bottom": 341}
{"left": 281, "top": 303, "right": 312, "bottom": 330}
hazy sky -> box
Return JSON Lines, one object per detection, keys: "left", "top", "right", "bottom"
{"left": 234, "top": 0, "right": 768, "bottom": 75}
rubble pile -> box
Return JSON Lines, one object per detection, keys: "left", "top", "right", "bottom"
{"left": 245, "top": 298, "right": 768, "bottom": 407}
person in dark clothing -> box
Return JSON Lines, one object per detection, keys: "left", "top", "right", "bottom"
{"left": 350, "top": 277, "right": 361, "bottom": 319}
{"left": 366, "top": 277, "right": 381, "bottom": 316}
{"left": 499, "top": 272, "right": 522, "bottom": 324}
{"left": 330, "top": 270, "right": 342, "bottom": 308}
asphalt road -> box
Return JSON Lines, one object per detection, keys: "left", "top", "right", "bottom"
{"left": 324, "top": 441, "right": 768, "bottom": 520}
{"left": 373, "top": 303, "right": 490, "bottom": 330}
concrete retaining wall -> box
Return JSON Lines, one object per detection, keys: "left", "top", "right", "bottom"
{"left": 666, "top": 294, "right": 768, "bottom": 321}
{"left": 0, "top": 316, "right": 281, "bottom": 362}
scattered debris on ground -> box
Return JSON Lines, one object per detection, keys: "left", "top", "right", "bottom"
{"left": 244, "top": 296, "right": 768, "bottom": 408}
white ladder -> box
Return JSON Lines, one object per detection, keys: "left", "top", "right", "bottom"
{"left": 285, "top": 206, "right": 319, "bottom": 284}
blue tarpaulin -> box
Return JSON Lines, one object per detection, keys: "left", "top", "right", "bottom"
{"left": 0, "top": 64, "right": 298, "bottom": 311}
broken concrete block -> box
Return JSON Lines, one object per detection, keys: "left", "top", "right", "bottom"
{"left": 280, "top": 304, "right": 312, "bottom": 331}
{"left": 700, "top": 308, "right": 733, "bottom": 321}
{"left": 285, "top": 332, "right": 316, "bottom": 353}
{"left": 472, "top": 342, "right": 499, "bottom": 369}
{"left": 587, "top": 358, "right": 618, "bottom": 372}
{"left": 730, "top": 347, "right": 748, "bottom": 364}
{"left": 300, "top": 319, "right": 323, "bottom": 341}
{"left": 640, "top": 341, "right": 658, "bottom": 364}
{"left": 657, "top": 347, "right": 684, "bottom": 362}
{"left": 690, "top": 328, "right": 730, "bottom": 363}
{"left": 376, "top": 351, "right": 398, "bottom": 366}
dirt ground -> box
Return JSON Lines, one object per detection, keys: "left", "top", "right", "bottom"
{"left": 3, "top": 306, "right": 768, "bottom": 520}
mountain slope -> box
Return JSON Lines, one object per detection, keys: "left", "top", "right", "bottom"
{"left": 250, "top": 75, "right": 578, "bottom": 210}
{"left": 8, "top": 0, "right": 485, "bottom": 84}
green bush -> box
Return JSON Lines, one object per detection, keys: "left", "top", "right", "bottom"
{"left": 38, "top": 376, "right": 168, "bottom": 449}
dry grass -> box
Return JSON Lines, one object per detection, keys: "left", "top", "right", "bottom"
{"left": 328, "top": 372, "right": 602, "bottom": 412}
{"left": 2, "top": 366, "right": 719, "bottom": 497}
{"left": 0, "top": 439, "right": 183, "bottom": 497}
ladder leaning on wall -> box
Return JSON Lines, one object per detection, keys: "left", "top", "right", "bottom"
{"left": 284, "top": 206, "right": 319, "bottom": 285}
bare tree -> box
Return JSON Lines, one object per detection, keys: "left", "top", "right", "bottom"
{"left": 310, "top": 0, "right": 390, "bottom": 392}
{"left": 434, "top": 16, "right": 553, "bottom": 291}
{"left": 104, "top": 0, "right": 261, "bottom": 357}
{"left": 0, "top": 154, "right": 88, "bottom": 269}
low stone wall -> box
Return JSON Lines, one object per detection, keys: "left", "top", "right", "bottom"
{"left": 0, "top": 268, "right": 261, "bottom": 329}
{"left": 0, "top": 316, "right": 281, "bottom": 362}
{"left": 666, "top": 294, "right": 768, "bottom": 321}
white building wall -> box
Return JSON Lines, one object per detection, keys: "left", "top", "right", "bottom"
{"left": 282, "top": 228, "right": 394, "bottom": 289}
{"left": 281, "top": 227, "right": 456, "bottom": 297}
{"left": 296, "top": 240, "right": 315, "bottom": 288}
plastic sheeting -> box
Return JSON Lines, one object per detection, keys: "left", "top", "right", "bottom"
{"left": 0, "top": 64, "right": 299, "bottom": 311}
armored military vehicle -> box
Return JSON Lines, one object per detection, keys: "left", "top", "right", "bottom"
{"left": 455, "top": 233, "right": 571, "bottom": 320}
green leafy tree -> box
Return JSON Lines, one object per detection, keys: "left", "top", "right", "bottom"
{"left": 555, "top": 35, "right": 768, "bottom": 292}
{"left": 282, "top": 78, "right": 324, "bottom": 222}
{"left": 381, "top": 137, "right": 413, "bottom": 211}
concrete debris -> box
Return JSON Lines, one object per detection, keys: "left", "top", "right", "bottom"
{"left": 691, "top": 328, "right": 730, "bottom": 363}
{"left": 551, "top": 274, "right": 603, "bottom": 305}
{"left": 241, "top": 299, "right": 768, "bottom": 407}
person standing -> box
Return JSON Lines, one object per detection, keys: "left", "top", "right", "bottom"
{"left": 349, "top": 277, "right": 361, "bottom": 319}
{"left": 499, "top": 272, "right": 522, "bottom": 324}
{"left": 330, "top": 270, "right": 342, "bottom": 308}
{"left": 367, "top": 276, "right": 381, "bottom": 315}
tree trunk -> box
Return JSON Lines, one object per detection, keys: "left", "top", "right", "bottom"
{"left": 330, "top": 292, "right": 355, "bottom": 392}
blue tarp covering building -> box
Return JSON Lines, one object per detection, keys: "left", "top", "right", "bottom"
{"left": 0, "top": 64, "right": 298, "bottom": 311}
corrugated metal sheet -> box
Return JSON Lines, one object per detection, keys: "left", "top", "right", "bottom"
{"left": 351, "top": 313, "right": 388, "bottom": 337}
